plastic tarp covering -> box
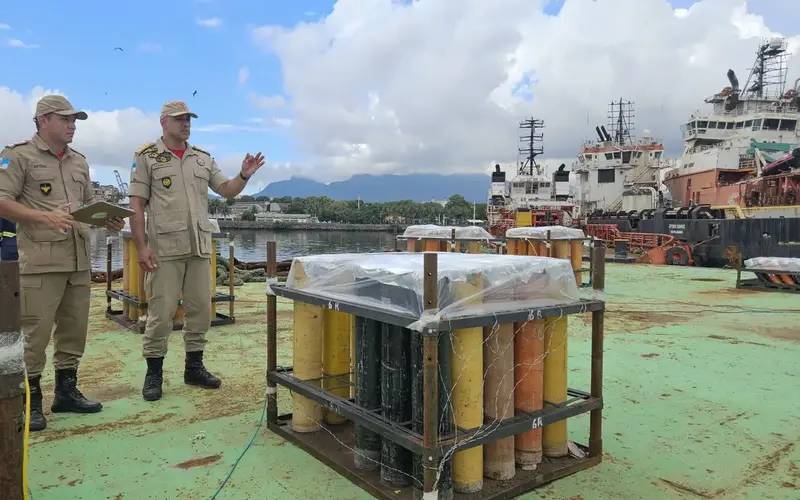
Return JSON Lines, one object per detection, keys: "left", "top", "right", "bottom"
{"left": 287, "top": 252, "right": 579, "bottom": 331}
{"left": 744, "top": 257, "right": 800, "bottom": 273}
{"left": 0, "top": 332, "right": 24, "bottom": 376}
{"left": 402, "top": 224, "right": 493, "bottom": 240}
{"left": 506, "top": 225, "right": 585, "bottom": 240}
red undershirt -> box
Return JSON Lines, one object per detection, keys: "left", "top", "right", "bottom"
{"left": 168, "top": 147, "right": 186, "bottom": 159}
{"left": 55, "top": 150, "right": 65, "bottom": 160}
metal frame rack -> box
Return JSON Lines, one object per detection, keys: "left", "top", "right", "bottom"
{"left": 266, "top": 248, "right": 605, "bottom": 499}
{"left": 736, "top": 265, "right": 800, "bottom": 293}
{"left": 104, "top": 232, "right": 237, "bottom": 332}
{"left": 506, "top": 233, "right": 600, "bottom": 289}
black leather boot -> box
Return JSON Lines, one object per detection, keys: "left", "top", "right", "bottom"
{"left": 184, "top": 351, "right": 221, "bottom": 388}
{"left": 51, "top": 368, "right": 102, "bottom": 413}
{"left": 142, "top": 357, "right": 164, "bottom": 401}
{"left": 27, "top": 376, "right": 47, "bottom": 431}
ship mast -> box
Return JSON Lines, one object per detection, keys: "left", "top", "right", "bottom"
{"left": 518, "top": 118, "right": 544, "bottom": 176}
{"left": 608, "top": 98, "right": 635, "bottom": 145}
{"left": 741, "top": 38, "right": 788, "bottom": 99}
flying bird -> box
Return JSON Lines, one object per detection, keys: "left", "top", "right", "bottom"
{"left": 192, "top": 90, "right": 198, "bottom": 97}
{"left": 113, "top": 47, "right": 124, "bottom": 52}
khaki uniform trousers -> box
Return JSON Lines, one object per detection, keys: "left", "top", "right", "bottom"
{"left": 20, "top": 270, "right": 91, "bottom": 377}
{"left": 143, "top": 256, "right": 211, "bottom": 358}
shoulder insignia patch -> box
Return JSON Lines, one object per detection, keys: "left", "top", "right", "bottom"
{"left": 191, "top": 145, "right": 211, "bottom": 156}
{"left": 4, "top": 141, "right": 28, "bottom": 149}
{"left": 136, "top": 142, "right": 158, "bottom": 156}
{"left": 0, "top": 157, "right": 10, "bottom": 170}
{"left": 69, "top": 147, "right": 86, "bottom": 159}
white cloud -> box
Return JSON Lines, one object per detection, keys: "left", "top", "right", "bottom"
{"left": 136, "top": 42, "right": 163, "bottom": 53}
{"left": 238, "top": 66, "right": 250, "bottom": 85}
{"left": 0, "top": 23, "right": 10, "bottom": 30}
{"left": 7, "top": 38, "right": 38, "bottom": 49}
{"left": 249, "top": 93, "right": 286, "bottom": 109}
{"left": 197, "top": 17, "right": 222, "bottom": 28}
{"left": 251, "top": 0, "right": 800, "bottom": 182}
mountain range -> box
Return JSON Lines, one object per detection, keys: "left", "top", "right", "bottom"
{"left": 254, "top": 173, "right": 490, "bottom": 202}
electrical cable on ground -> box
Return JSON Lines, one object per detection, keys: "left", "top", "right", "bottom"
{"left": 209, "top": 389, "right": 268, "bottom": 500}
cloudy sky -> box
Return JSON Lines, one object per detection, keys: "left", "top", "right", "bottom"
{"left": 1, "top": 0, "right": 799, "bottom": 193}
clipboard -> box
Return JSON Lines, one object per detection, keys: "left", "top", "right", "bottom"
{"left": 71, "top": 201, "right": 134, "bottom": 226}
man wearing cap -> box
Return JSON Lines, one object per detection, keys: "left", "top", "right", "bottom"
{"left": 0, "top": 95, "right": 125, "bottom": 431}
{"left": 129, "top": 101, "right": 264, "bottom": 401}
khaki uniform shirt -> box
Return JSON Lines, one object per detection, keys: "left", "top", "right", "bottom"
{"left": 0, "top": 134, "right": 94, "bottom": 274}
{"left": 129, "top": 138, "right": 226, "bottom": 261}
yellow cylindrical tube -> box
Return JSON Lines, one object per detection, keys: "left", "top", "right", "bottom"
{"left": 292, "top": 262, "right": 324, "bottom": 433}
{"left": 451, "top": 275, "right": 484, "bottom": 493}
{"left": 323, "top": 309, "right": 352, "bottom": 425}
{"left": 122, "top": 235, "right": 130, "bottom": 318}
{"left": 570, "top": 240, "right": 583, "bottom": 286}
{"left": 483, "top": 323, "right": 515, "bottom": 480}
{"left": 465, "top": 241, "right": 481, "bottom": 254}
{"left": 127, "top": 240, "right": 140, "bottom": 321}
{"left": 210, "top": 239, "right": 217, "bottom": 317}
{"left": 543, "top": 239, "right": 570, "bottom": 457}
{"left": 542, "top": 316, "right": 568, "bottom": 457}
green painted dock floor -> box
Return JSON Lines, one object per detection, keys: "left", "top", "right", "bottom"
{"left": 28, "top": 263, "right": 800, "bottom": 499}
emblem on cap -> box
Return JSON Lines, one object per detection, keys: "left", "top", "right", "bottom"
{"left": 162, "top": 177, "right": 172, "bottom": 188}
{"left": 156, "top": 152, "right": 171, "bottom": 163}
{"left": 40, "top": 183, "right": 52, "bottom": 195}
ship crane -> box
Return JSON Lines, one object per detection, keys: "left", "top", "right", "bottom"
{"left": 114, "top": 169, "right": 129, "bottom": 196}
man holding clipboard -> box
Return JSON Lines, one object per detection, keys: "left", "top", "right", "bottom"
{"left": 0, "top": 95, "right": 126, "bottom": 431}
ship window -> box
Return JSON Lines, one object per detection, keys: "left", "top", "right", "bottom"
{"left": 622, "top": 151, "right": 631, "bottom": 163}
{"left": 584, "top": 154, "right": 592, "bottom": 160}
{"left": 764, "top": 119, "right": 780, "bottom": 130}
{"left": 726, "top": 122, "right": 735, "bottom": 129}
{"left": 744, "top": 120, "right": 752, "bottom": 128}
{"left": 613, "top": 152, "right": 621, "bottom": 159}
{"left": 598, "top": 169, "right": 615, "bottom": 183}
{"left": 735, "top": 121, "right": 743, "bottom": 129}
{"left": 688, "top": 121, "right": 696, "bottom": 129}
{"left": 697, "top": 121, "right": 708, "bottom": 128}
{"left": 708, "top": 121, "right": 717, "bottom": 129}
{"left": 779, "top": 119, "right": 796, "bottom": 131}
{"left": 605, "top": 153, "right": 613, "bottom": 160}
{"left": 752, "top": 119, "right": 762, "bottom": 130}
{"left": 654, "top": 151, "right": 662, "bottom": 159}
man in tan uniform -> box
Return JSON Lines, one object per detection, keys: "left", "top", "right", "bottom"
{"left": 0, "top": 95, "right": 125, "bottom": 431}
{"left": 130, "top": 101, "right": 264, "bottom": 401}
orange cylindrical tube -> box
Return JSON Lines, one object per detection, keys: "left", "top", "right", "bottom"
{"left": 514, "top": 319, "right": 544, "bottom": 470}
{"left": 423, "top": 239, "right": 439, "bottom": 252}
{"left": 406, "top": 239, "right": 417, "bottom": 252}
{"left": 506, "top": 238, "right": 518, "bottom": 256}
{"left": 483, "top": 323, "right": 515, "bottom": 480}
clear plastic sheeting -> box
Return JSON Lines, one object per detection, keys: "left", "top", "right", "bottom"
{"left": 287, "top": 252, "right": 579, "bottom": 331}
{"left": 402, "top": 225, "right": 494, "bottom": 240}
{"left": 0, "top": 331, "right": 24, "bottom": 376}
{"left": 506, "top": 226, "right": 585, "bottom": 240}
{"left": 744, "top": 257, "right": 800, "bottom": 273}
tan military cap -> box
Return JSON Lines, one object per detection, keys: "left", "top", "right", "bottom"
{"left": 35, "top": 95, "right": 88, "bottom": 120}
{"left": 160, "top": 101, "right": 198, "bottom": 118}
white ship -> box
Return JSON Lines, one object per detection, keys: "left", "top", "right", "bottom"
{"left": 572, "top": 99, "right": 668, "bottom": 217}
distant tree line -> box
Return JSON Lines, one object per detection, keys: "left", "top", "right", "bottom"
{"left": 208, "top": 194, "right": 486, "bottom": 225}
